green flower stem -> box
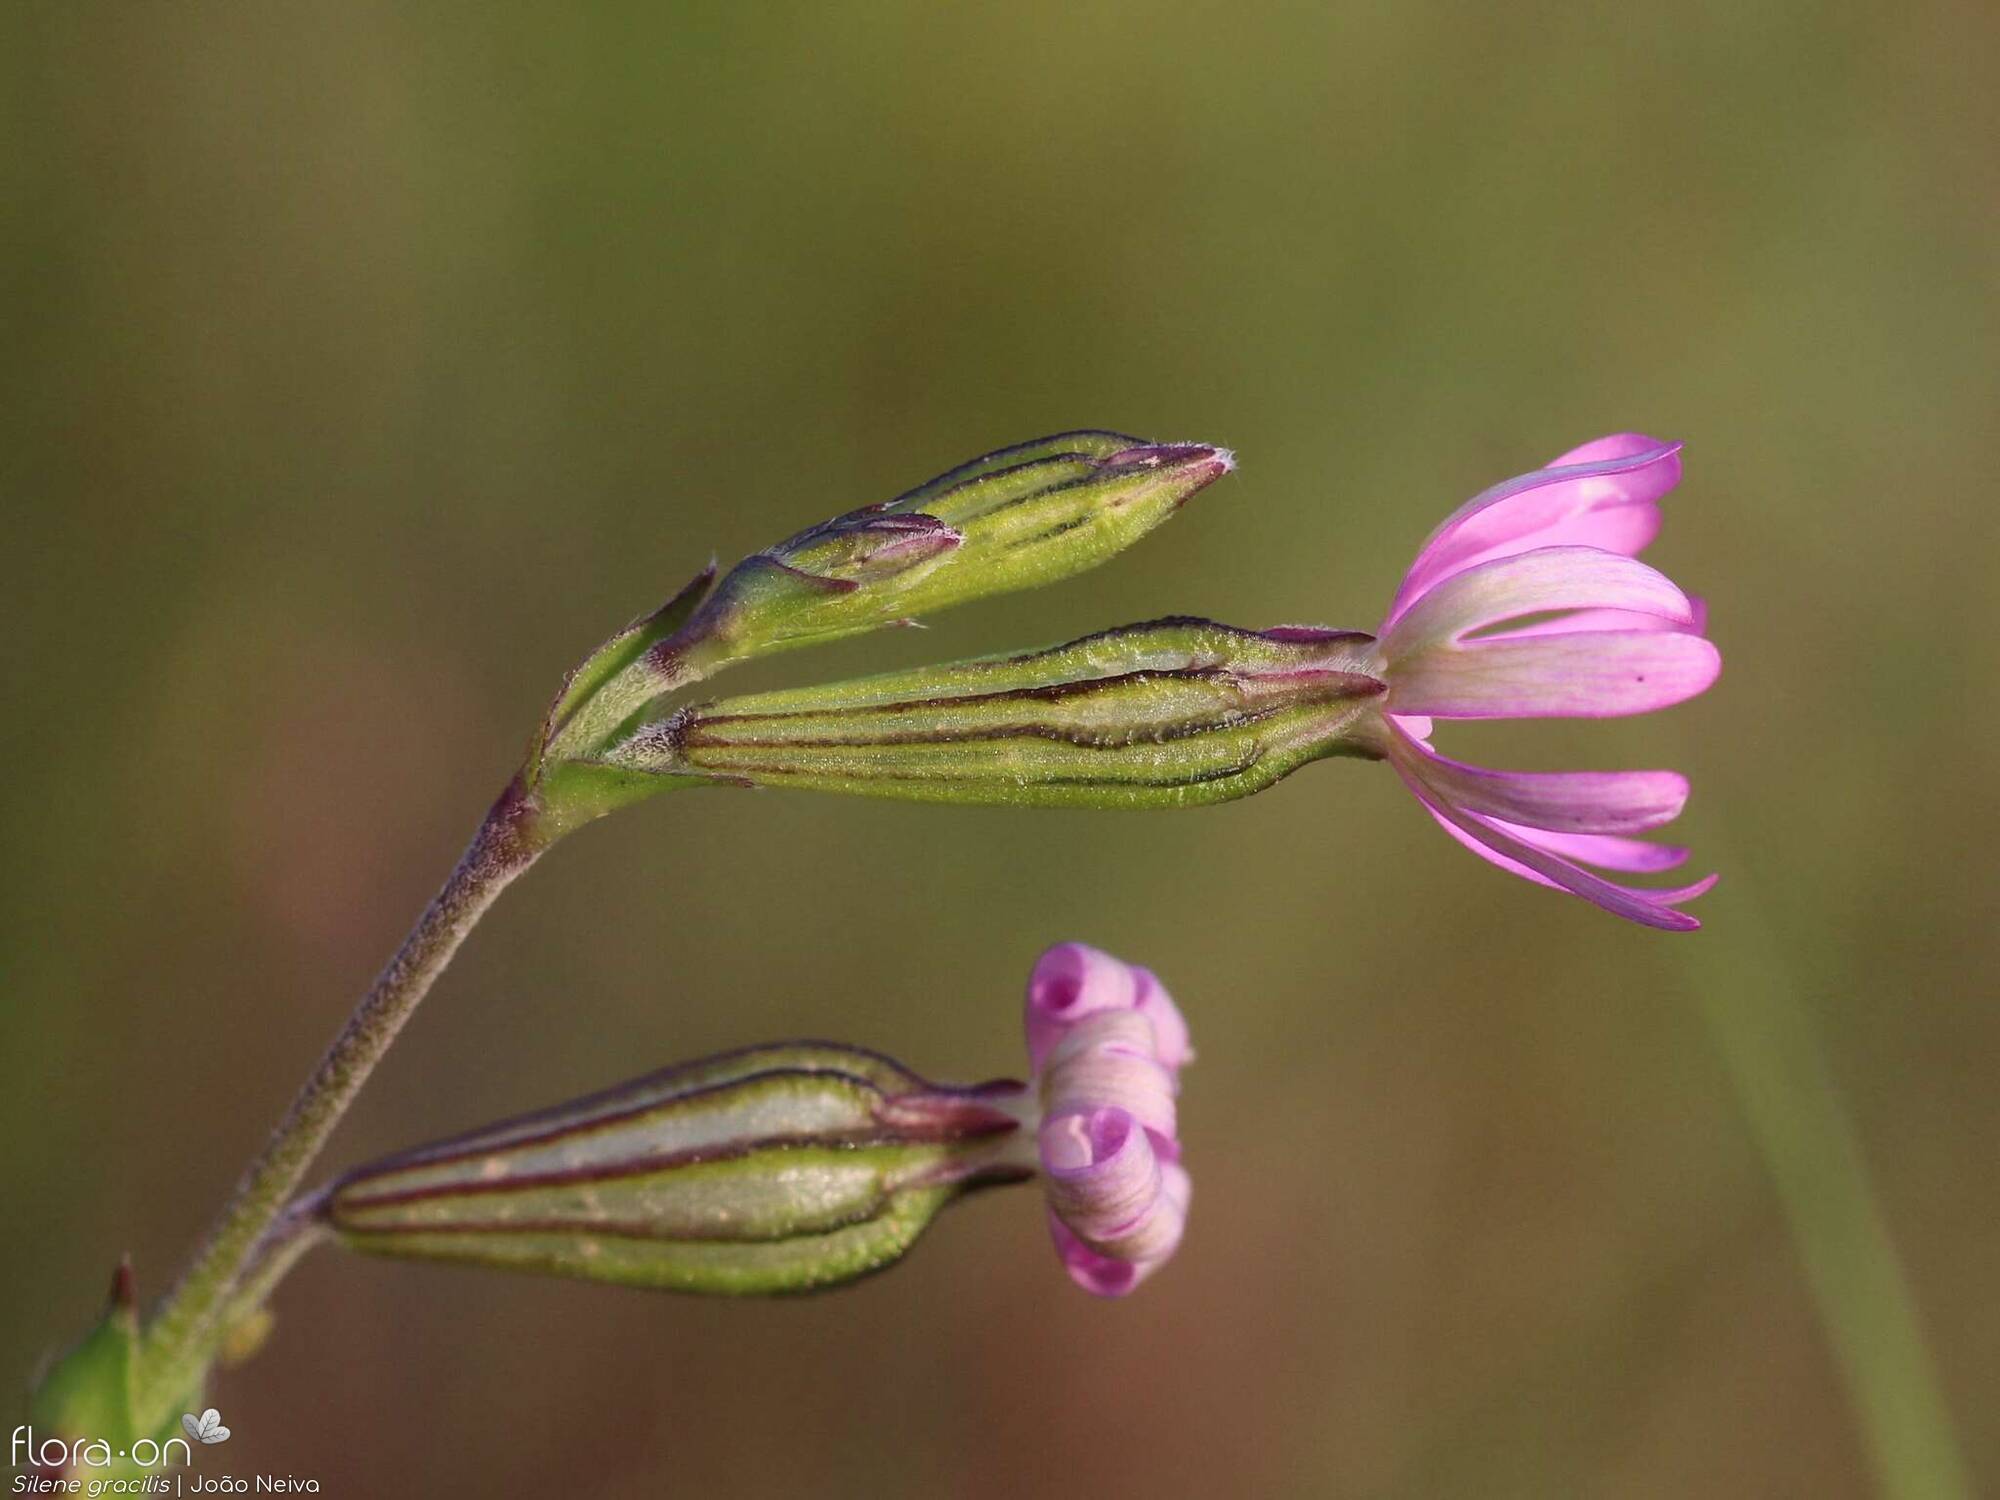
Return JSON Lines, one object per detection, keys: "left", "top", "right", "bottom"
{"left": 205, "top": 1200, "right": 333, "bottom": 1364}
{"left": 133, "top": 779, "right": 551, "bottom": 1427}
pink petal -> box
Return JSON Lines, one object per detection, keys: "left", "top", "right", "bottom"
{"left": 1387, "top": 629, "right": 1722, "bottom": 719}
{"left": 1421, "top": 799, "right": 1562, "bottom": 888}
{"left": 1131, "top": 966, "right": 1194, "bottom": 1073}
{"left": 1040, "top": 1012, "right": 1180, "bottom": 1147}
{"left": 1478, "top": 606, "right": 1698, "bottom": 641}
{"left": 1381, "top": 547, "right": 1695, "bottom": 662}
{"left": 1644, "top": 877, "right": 1717, "bottom": 908}
{"left": 1025, "top": 942, "right": 1142, "bottom": 1069}
{"left": 1390, "top": 744, "right": 1561, "bottom": 888}
{"left": 1390, "top": 712, "right": 1434, "bottom": 741}
{"left": 1413, "top": 783, "right": 1713, "bottom": 930}
{"left": 1047, "top": 1165, "right": 1191, "bottom": 1297}
{"left": 1531, "top": 501, "right": 1663, "bottom": 557}
{"left": 1547, "top": 433, "right": 1667, "bottom": 466}
{"left": 1387, "top": 720, "right": 1709, "bottom": 922}
{"left": 1040, "top": 1107, "right": 1165, "bottom": 1245}
{"left": 1492, "top": 822, "right": 1690, "bottom": 872}
{"left": 1388, "top": 734, "right": 1689, "bottom": 834}
{"left": 1385, "top": 439, "right": 1681, "bottom": 628}
{"left": 1048, "top": 1213, "right": 1145, "bottom": 1296}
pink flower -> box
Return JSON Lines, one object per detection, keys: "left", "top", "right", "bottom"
{"left": 1025, "top": 942, "right": 1192, "bottom": 1296}
{"left": 1366, "top": 435, "right": 1721, "bottom": 931}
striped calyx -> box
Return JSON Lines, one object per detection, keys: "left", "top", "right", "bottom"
{"left": 533, "top": 433, "right": 1228, "bottom": 769}
{"left": 523, "top": 433, "right": 1232, "bottom": 830}
{"left": 603, "top": 618, "right": 1387, "bottom": 808}
{"left": 668, "top": 432, "right": 1233, "bottom": 668}
{"left": 322, "top": 1045, "right": 1031, "bottom": 1296}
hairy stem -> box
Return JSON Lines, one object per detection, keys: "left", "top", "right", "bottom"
{"left": 134, "top": 778, "right": 550, "bottom": 1424}
{"left": 202, "top": 1197, "right": 334, "bottom": 1368}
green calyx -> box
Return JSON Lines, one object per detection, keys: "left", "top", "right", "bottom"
{"left": 523, "top": 433, "right": 1233, "bottom": 826}
{"left": 532, "top": 562, "right": 720, "bottom": 777}
{"left": 856, "top": 433, "right": 1233, "bottom": 633}
{"left": 604, "top": 618, "right": 1388, "bottom": 809}
{"left": 335, "top": 1187, "right": 968, "bottom": 1296}
{"left": 321, "top": 1044, "right": 1032, "bottom": 1296}
{"left": 27, "top": 1263, "right": 208, "bottom": 1483}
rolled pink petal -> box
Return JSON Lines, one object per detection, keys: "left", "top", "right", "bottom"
{"left": 1047, "top": 1162, "right": 1190, "bottom": 1297}
{"left": 1040, "top": 1012, "right": 1178, "bottom": 1146}
{"left": 1380, "top": 547, "right": 1696, "bottom": 663}
{"left": 1386, "top": 629, "right": 1721, "bottom": 720}
{"left": 1025, "top": 942, "right": 1143, "bottom": 1069}
{"left": 1131, "top": 966, "right": 1194, "bottom": 1072}
{"left": 1040, "top": 1107, "right": 1164, "bottom": 1246}
{"left": 1384, "top": 438, "right": 1681, "bottom": 628}
{"left": 1048, "top": 1212, "right": 1144, "bottom": 1296}
{"left": 1024, "top": 944, "right": 1193, "bottom": 1293}
{"left": 1089, "top": 1158, "right": 1190, "bottom": 1264}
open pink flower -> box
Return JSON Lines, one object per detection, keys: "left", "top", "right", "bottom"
{"left": 1366, "top": 435, "right": 1721, "bottom": 931}
{"left": 1025, "top": 942, "right": 1191, "bottom": 1296}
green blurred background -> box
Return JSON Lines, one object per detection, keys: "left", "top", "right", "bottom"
{"left": 5, "top": 4, "right": 1995, "bottom": 1496}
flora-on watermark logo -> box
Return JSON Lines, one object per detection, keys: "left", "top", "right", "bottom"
{"left": 11, "top": 1422, "right": 192, "bottom": 1476}
{"left": 179, "top": 1412, "right": 230, "bottom": 1447}
{"left": 13, "top": 1415, "right": 322, "bottom": 1495}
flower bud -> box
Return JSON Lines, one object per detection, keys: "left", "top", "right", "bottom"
{"left": 1023, "top": 943, "right": 1193, "bottom": 1296}
{"left": 1027, "top": 941, "right": 1191, "bottom": 1072}
{"left": 24, "top": 1260, "right": 174, "bottom": 1484}
{"left": 767, "top": 508, "right": 965, "bottom": 585}
{"left": 673, "top": 433, "right": 1232, "bottom": 666}
{"left": 316, "top": 945, "right": 1196, "bottom": 1301}
{"left": 526, "top": 434, "right": 1231, "bottom": 809}
{"left": 321, "top": 1045, "right": 1030, "bottom": 1295}
{"left": 877, "top": 433, "right": 1234, "bottom": 618}
{"left": 604, "top": 617, "right": 1386, "bottom": 808}
{"left": 675, "top": 508, "right": 965, "bottom": 660}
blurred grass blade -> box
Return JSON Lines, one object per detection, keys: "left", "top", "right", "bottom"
{"left": 1681, "top": 854, "right": 1972, "bottom": 1500}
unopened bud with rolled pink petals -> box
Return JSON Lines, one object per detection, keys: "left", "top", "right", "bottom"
{"left": 1024, "top": 942, "right": 1193, "bottom": 1296}
{"left": 307, "top": 943, "right": 1196, "bottom": 1300}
